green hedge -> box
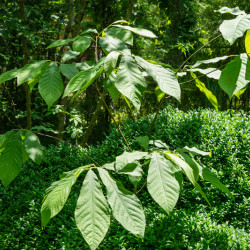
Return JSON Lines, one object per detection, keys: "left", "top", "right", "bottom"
{"left": 0, "top": 107, "right": 249, "bottom": 249}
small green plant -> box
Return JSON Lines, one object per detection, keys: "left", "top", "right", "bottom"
{"left": 0, "top": 6, "right": 249, "bottom": 249}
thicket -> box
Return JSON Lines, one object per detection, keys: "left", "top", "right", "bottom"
{"left": 0, "top": 108, "right": 249, "bottom": 249}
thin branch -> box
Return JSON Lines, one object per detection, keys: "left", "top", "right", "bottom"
{"left": 35, "top": 132, "right": 101, "bottom": 167}
{"left": 136, "top": 180, "right": 147, "bottom": 195}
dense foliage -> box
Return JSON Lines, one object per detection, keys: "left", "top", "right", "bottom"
{"left": 0, "top": 108, "right": 249, "bottom": 249}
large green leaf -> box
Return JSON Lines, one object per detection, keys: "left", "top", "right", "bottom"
{"left": 38, "top": 62, "right": 64, "bottom": 108}
{"left": 246, "top": 29, "right": 250, "bottom": 56}
{"left": 0, "top": 68, "right": 20, "bottom": 85}
{"left": 0, "top": 132, "right": 23, "bottom": 188}
{"left": 114, "top": 55, "right": 147, "bottom": 109}
{"left": 72, "top": 36, "right": 92, "bottom": 53}
{"left": 216, "top": 6, "right": 246, "bottom": 16}
{"left": 134, "top": 56, "right": 180, "bottom": 102}
{"left": 113, "top": 25, "right": 157, "bottom": 38}
{"left": 98, "top": 168, "right": 145, "bottom": 237}
{"left": 105, "top": 27, "right": 133, "bottom": 45}
{"left": 0, "top": 130, "right": 14, "bottom": 150}
{"left": 190, "top": 72, "right": 218, "bottom": 109}
{"left": 60, "top": 64, "right": 79, "bottom": 80}
{"left": 166, "top": 153, "right": 199, "bottom": 186}
{"left": 61, "top": 50, "right": 80, "bottom": 63}
{"left": 47, "top": 37, "right": 77, "bottom": 48}
{"left": 115, "top": 151, "right": 148, "bottom": 172}
{"left": 192, "top": 55, "right": 230, "bottom": 68}
{"left": 189, "top": 68, "right": 221, "bottom": 80}
{"left": 219, "top": 14, "right": 250, "bottom": 45}
{"left": 104, "top": 51, "right": 120, "bottom": 75}
{"left": 147, "top": 153, "right": 180, "bottom": 213}
{"left": 63, "top": 62, "right": 104, "bottom": 98}
{"left": 75, "top": 170, "right": 110, "bottom": 250}
{"left": 99, "top": 35, "right": 131, "bottom": 55}
{"left": 41, "top": 167, "right": 84, "bottom": 227}
{"left": 17, "top": 61, "right": 47, "bottom": 86}
{"left": 134, "top": 136, "right": 149, "bottom": 150}
{"left": 103, "top": 72, "right": 120, "bottom": 101}
{"left": 218, "top": 53, "right": 249, "bottom": 99}
{"left": 24, "top": 131, "right": 43, "bottom": 164}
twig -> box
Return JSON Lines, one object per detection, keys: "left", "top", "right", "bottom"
{"left": 136, "top": 180, "right": 147, "bottom": 195}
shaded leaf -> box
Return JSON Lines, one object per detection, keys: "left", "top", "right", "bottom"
{"left": 134, "top": 136, "right": 149, "bottom": 150}
{"left": 104, "top": 51, "right": 120, "bottom": 75}
{"left": 0, "top": 69, "right": 20, "bottom": 85}
{"left": 105, "top": 27, "right": 133, "bottom": 45}
{"left": 61, "top": 50, "right": 80, "bottom": 63}
{"left": 60, "top": 64, "right": 79, "bottom": 80}
{"left": 47, "top": 37, "right": 77, "bottom": 48}
{"left": 72, "top": 36, "right": 92, "bottom": 53}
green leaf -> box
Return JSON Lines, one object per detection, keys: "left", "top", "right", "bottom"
{"left": 113, "top": 25, "right": 157, "bottom": 38}
{"left": 134, "top": 136, "right": 149, "bottom": 150}
{"left": 194, "top": 183, "right": 211, "bottom": 207}
{"left": 134, "top": 56, "right": 180, "bottom": 102}
{"left": 103, "top": 72, "right": 120, "bottom": 101}
{"left": 41, "top": 167, "right": 84, "bottom": 227}
{"left": 63, "top": 62, "right": 104, "bottom": 98}
{"left": 166, "top": 153, "right": 199, "bottom": 186}
{"left": 80, "top": 28, "right": 98, "bottom": 35}
{"left": 155, "top": 86, "right": 165, "bottom": 102}
{"left": 245, "top": 29, "right": 250, "bottom": 56}
{"left": 216, "top": 6, "right": 246, "bottom": 16}
{"left": 190, "top": 72, "right": 218, "bottom": 109}
{"left": 74, "top": 61, "right": 96, "bottom": 71}
{"left": 177, "top": 146, "right": 210, "bottom": 156}
{"left": 98, "top": 168, "right": 145, "bottom": 237}
{"left": 24, "top": 131, "right": 43, "bottom": 164}
{"left": 61, "top": 50, "right": 80, "bottom": 63}
{"left": 72, "top": 36, "right": 92, "bottom": 53}
{"left": 189, "top": 68, "right": 221, "bottom": 80}
{"left": 219, "top": 14, "right": 250, "bottom": 45}
{"left": 104, "top": 51, "right": 120, "bottom": 75}
{"left": 60, "top": 64, "right": 79, "bottom": 80}
{"left": 0, "top": 68, "right": 20, "bottom": 85}
{"left": 17, "top": 61, "right": 47, "bottom": 86}
{"left": 0, "top": 130, "right": 14, "bottom": 150}
{"left": 218, "top": 54, "right": 249, "bottom": 99}
{"left": 47, "top": 37, "right": 77, "bottom": 48}
{"left": 0, "top": 132, "right": 23, "bottom": 188}
{"left": 75, "top": 170, "right": 110, "bottom": 250}
{"left": 192, "top": 55, "right": 230, "bottom": 68}
{"left": 28, "top": 62, "right": 50, "bottom": 89}
{"left": 38, "top": 62, "right": 64, "bottom": 108}
{"left": 99, "top": 35, "right": 131, "bottom": 55}
{"left": 147, "top": 153, "right": 180, "bottom": 213}
{"left": 234, "top": 86, "right": 248, "bottom": 98}
{"left": 105, "top": 27, "right": 133, "bottom": 45}
{"left": 115, "top": 151, "right": 148, "bottom": 172}
{"left": 149, "top": 140, "right": 169, "bottom": 149}
{"left": 114, "top": 55, "right": 147, "bottom": 109}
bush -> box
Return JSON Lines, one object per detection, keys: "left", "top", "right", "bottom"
{"left": 0, "top": 107, "right": 249, "bottom": 249}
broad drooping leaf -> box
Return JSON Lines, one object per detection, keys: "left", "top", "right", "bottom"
{"left": 218, "top": 53, "right": 249, "bottom": 99}
{"left": 60, "top": 64, "right": 79, "bottom": 80}
{"left": 135, "top": 56, "right": 180, "bottom": 102}
{"left": 246, "top": 29, "right": 250, "bottom": 56}
{"left": 99, "top": 35, "right": 131, "bottom": 55}
{"left": 177, "top": 146, "right": 210, "bottom": 157}
{"left": 17, "top": 60, "right": 48, "bottom": 86}
{"left": 98, "top": 169, "right": 145, "bottom": 237}
{"left": 105, "top": 27, "right": 133, "bottom": 45}
{"left": 192, "top": 55, "right": 230, "bottom": 69}
{"left": 103, "top": 72, "right": 120, "bottom": 101}
{"left": 147, "top": 153, "right": 180, "bottom": 213}
{"left": 24, "top": 131, "right": 43, "bottom": 164}
{"left": 63, "top": 60, "right": 104, "bottom": 97}
{"left": 41, "top": 168, "right": 84, "bottom": 227}
{"left": 0, "top": 68, "right": 20, "bottom": 85}
{"left": 219, "top": 14, "right": 250, "bottom": 45}
{"left": 166, "top": 153, "right": 199, "bottom": 186}
{"left": 61, "top": 50, "right": 80, "bottom": 63}
{"left": 0, "top": 132, "right": 23, "bottom": 188}
{"left": 114, "top": 55, "right": 147, "bottom": 109}
{"left": 190, "top": 72, "right": 218, "bottom": 109}
{"left": 38, "top": 62, "right": 64, "bottom": 108}
{"left": 75, "top": 170, "right": 110, "bottom": 250}
{"left": 115, "top": 151, "right": 148, "bottom": 172}
{"left": 134, "top": 136, "right": 149, "bottom": 150}
{"left": 72, "top": 36, "right": 92, "bottom": 53}
{"left": 0, "top": 130, "right": 14, "bottom": 149}
{"left": 216, "top": 6, "right": 246, "bottom": 16}
{"left": 47, "top": 37, "right": 77, "bottom": 48}
{"left": 113, "top": 25, "right": 157, "bottom": 38}
{"left": 189, "top": 68, "right": 221, "bottom": 80}
{"left": 104, "top": 51, "right": 120, "bottom": 75}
